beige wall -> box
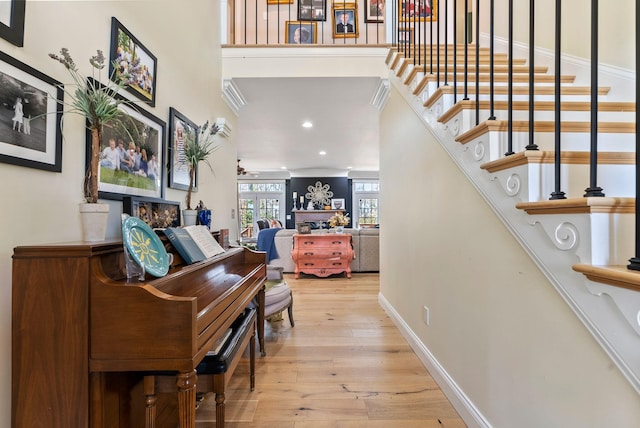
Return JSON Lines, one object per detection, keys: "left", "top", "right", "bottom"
{"left": 482, "top": 0, "right": 635, "bottom": 70}
{"left": 379, "top": 83, "right": 640, "bottom": 425}
{"left": 0, "top": 2, "right": 238, "bottom": 425}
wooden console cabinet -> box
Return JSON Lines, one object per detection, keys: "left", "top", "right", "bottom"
{"left": 291, "top": 233, "right": 353, "bottom": 279}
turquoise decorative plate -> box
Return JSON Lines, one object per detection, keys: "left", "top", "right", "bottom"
{"left": 122, "top": 216, "right": 170, "bottom": 277}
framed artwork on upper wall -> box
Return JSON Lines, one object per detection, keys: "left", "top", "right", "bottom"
{"left": 365, "top": 0, "right": 384, "bottom": 23}
{"left": 109, "top": 17, "right": 158, "bottom": 107}
{"left": 332, "top": 3, "right": 358, "bottom": 38}
{"left": 87, "top": 84, "right": 166, "bottom": 201}
{"left": 0, "top": 50, "right": 63, "bottom": 172}
{"left": 168, "top": 107, "right": 198, "bottom": 191}
{"left": 0, "top": 0, "right": 26, "bottom": 46}
{"left": 399, "top": 0, "right": 437, "bottom": 22}
{"left": 298, "top": 0, "right": 326, "bottom": 21}
{"left": 285, "top": 21, "right": 317, "bottom": 44}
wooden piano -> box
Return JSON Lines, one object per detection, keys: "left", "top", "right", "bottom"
{"left": 12, "top": 240, "right": 266, "bottom": 428}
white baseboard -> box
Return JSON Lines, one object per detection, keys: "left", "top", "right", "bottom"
{"left": 378, "top": 292, "right": 492, "bottom": 428}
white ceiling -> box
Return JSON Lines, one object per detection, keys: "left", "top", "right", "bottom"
{"left": 233, "top": 76, "right": 383, "bottom": 177}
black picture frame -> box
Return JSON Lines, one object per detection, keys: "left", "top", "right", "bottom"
{"left": 298, "top": 0, "right": 327, "bottom": 21}
{"left": 296, "top": 222, "right": 312, "bottom": 234}
{"left": 86, "top": 80, "right": 166, "bottom": 201}
{"left": 0, "top": 50, "right": 63, "bottom": 172}
{"left": 109, "top": 17, "right": 158, "bottom": 107}
{"left": 168, "top": 107, "right": 198, "bottom": 191}
{"left": 123, "top": 196, "right": 181, "bottom": 228}
{"left": 0, "top": 0, "right": 25, "bottom": 47}
{"left": 365, "top": 0, "right": 384, "bottom": 23}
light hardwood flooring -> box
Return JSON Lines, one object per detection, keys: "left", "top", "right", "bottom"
{"left": 195, "top": 273, "right": 466, "bottom": 427}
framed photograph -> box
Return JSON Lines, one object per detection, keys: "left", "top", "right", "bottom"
{"left": 298, "top": 0, "right": 326, "bottom": 21}
{"left": 331, "top": 198, "right": 345, "bottom": 210}
{"left": 365, "top": 0, "right": 384, "bottom": 23}
{"left": 332, "top": 3, "right": 358, "bottom": 38}
{"left": 123, "top": 196, "right": 180, "bottom": 229}
{"left": 109, "top": 17, "right": 158, "bottom": 107}
{"left": 0, "top": 0, "right": 25, "bottom": 46}
{"left": 399, "top": 0, "right": 437, "bottom": 22}
{"left": 168, "top": 107, "right": 197, "bottom": 191}
{"left": 88, "top": 89, "right": 166, "bottom": 201}
{"left": 296, "top": 222, "right": 312, "bottom": 234}
{"left": 398, "top": 27, "right": 413, "bottom": 44}
{"left": 0, "top": 50, "right": 63, "bottom": 172}
{"left": 285, "top": 21, "right": 318, "bottom": 44}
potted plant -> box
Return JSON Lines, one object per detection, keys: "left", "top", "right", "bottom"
{"left": 49, "top": 48, "right": 132, "bottom": 240}
{"left": 181, "top": 121, "right": 221, "bottom": 225}
{"left": 328, "top": 212, "right": 350, "bottom": 233}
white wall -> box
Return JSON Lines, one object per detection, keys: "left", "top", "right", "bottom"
{"left": 0, "top": 2, "right": 238, "bottom": 425}
{"left": 379, "top": 61, "right": 640, "bottom": 428}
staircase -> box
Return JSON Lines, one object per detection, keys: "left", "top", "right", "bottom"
{"left": 386, "top": 44, "right": 640, "bottom": 393}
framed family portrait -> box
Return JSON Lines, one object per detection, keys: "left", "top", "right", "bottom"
{"left": 298, "top": 0, "right": 326, "bottom": 21}
{"left": 109, "top": 17, "right": 158, "bottom": 106}
{"left": 168, "top": 107, "right": 197, "bottom": 191}
{"left": 398, "top": 27, "right": 413, "bottom": 44}
{"left": 89, "top": 93, "right": 166, "bottom": 201}
{"left": 0, "top": 0, "right": 25, "bottom": 46}
{"left": 285, "top": 21, "right": 317, "bottom": 44}
{"left": 332, "top": 3, "right": 358, "bottom": 38}
{"left": 0, "top": 50, "right": 63, "bottom": 172}
{"left": 365, "top": 0, "right": 384, "bottom": 23}
{"left": 399, "top": 0, "right": 437, "bottom": 22}
{"left": 123, "top": 196, "right": 181, "bottom": 228}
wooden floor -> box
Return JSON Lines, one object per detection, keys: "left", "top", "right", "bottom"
{"left": 195, "top": 273, "right": 466, "bottom": 427}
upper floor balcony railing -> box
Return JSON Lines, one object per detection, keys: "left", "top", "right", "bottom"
{"left": 222, "top": 0, "right": 407, "bottom": 45}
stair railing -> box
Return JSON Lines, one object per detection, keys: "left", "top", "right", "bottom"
{"left": 628, "top": 2, "right": 640, "bottom": 271}
{"left": 525, "top": 0, "right": 539, "bottom": 151}
{"left": 550, "top": 0, "right": 567, "bottom": 200}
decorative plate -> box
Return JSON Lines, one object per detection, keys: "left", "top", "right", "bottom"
{"left": 122, "top": 216, "right": 170, "bottom": 277}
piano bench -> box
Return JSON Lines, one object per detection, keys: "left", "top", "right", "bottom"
{"left": 145, "top": 308, "right": 257, "bottom": 428}
{"left": 195, "top": 307, "right": 257, "bottom": 428}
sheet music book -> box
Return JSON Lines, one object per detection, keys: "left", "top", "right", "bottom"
{"left": 183, "top": 225, "right": 226, "bottom": 259}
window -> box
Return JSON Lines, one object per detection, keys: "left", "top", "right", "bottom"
{"left": 352, "top": 180, "right": 379, "bottom": 227}
{"left": 238, "top": 180, "right": 285, "bottom": 239}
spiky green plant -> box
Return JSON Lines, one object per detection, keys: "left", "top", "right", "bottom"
{"left": 182, "top": 121, "right": 221, "bottom": 210}
{"left": 49, "top": 48, "right": 132, "bottom": 203}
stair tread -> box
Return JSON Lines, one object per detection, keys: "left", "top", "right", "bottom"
{"left": 572, "top": 264, "right": 640, "bottom": 292}
{"left": 421, "top": 85, "right": 611, "bottom": 103}
{"left": 438, "top": 100, "right": 635, "bottom": 124}
{"left": 515, "top": 197, "right": 635, "bottom": 214}
{"left": 480, "top": 151, "right": 635, "bottom": 173}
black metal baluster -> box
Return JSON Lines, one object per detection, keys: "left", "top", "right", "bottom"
{"left": 436, "top": 0, "right": 440, "bottom": 88}
{"left": 550, "top": 0, "right": 566, "bottom": 200}
{"left": 505, "top": 0, "right": 514, "bottom": 155}
{"left": 463, "top": 0, "right": 469, "bottom": 100}
{"left": 444, "top": 0, "right": 449, "bottom": 87}
{"left": 475, "top": 0, "right": 480, "bottom": 125}
{"left": 584, "top": 0, "right": 605, "bottom": 197}
{"left": 453, "top": 0, "right": 457, "bottom": 103}
{"left": 488, "top": 0, "right": 496, "bottom": 120}
{"left": 628, "top": 0, "right": 640, "bottom": 270}
{"left": 430, "top": 0, "right": 433, "bottom": 74}
{"left": 526, "top": 0, "right": 539, "bottom": 150}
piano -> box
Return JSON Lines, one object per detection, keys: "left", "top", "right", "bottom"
{"left": 12, "top": 240, "right": 266, "bottom": 428}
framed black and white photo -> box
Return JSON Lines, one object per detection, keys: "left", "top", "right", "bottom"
{"left": 89, "top": 99, "right": 166, "bottom": 201}
{"left": 168, "top": 107, "right": 197, "bottom": 191}
{"left": 0, "top": 0, "right": 25, "bottom": 46}
{"left": 298, "top": 0, "right": 326, "bottom": 21}
{"left": 0, "top": 50, "right": 63, "bottom": 172}
{"left": 123, "top": 196, "right": 181, "bottom": 228}
{"left": 109, "top": 17, "right": 158, "bottom": 106}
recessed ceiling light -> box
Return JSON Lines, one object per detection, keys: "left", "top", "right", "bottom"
{"left": 319, "top": 150, "right": 327, "bottom": 156}
{"left": 280, "top": 166, "right": 287, "bottom": 170}
{"left": 347, "top": 166, "right": 353, "bottom": 169}
{"left": 302, "top": 121, "right": 313, "bottom": 128}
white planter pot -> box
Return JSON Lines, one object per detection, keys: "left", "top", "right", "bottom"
{"left": 79, "top": 203, "right": 109, "bottom": 241}
{"left": 183, "top": 209, "right": 198, "bottom": 226}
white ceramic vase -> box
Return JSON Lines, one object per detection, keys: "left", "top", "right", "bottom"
{"left": 79, "top": 202, "right": 109, "bottom": 241}
{"left": 183, "top": 209, "right": 198, "bottom": 226}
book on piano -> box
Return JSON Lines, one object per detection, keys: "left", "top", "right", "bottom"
{"left": 164, "top": 225, "right": 226, "bottom": 264}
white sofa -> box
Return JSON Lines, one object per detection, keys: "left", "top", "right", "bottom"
{"left": 266, "top": 228, "right": 379, "bottom": 273}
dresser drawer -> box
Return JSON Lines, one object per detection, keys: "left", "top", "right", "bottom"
{"left": 296, "top": 236, "right": 350, "bottom": 249}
